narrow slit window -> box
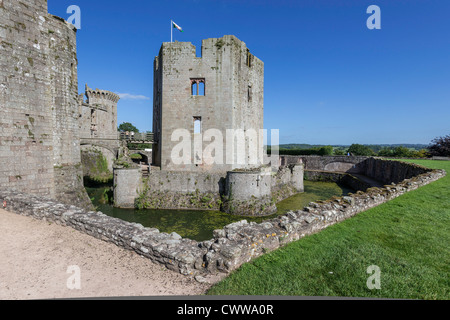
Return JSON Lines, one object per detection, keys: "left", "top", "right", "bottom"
{"left": 194, "top": 117, "right": 202, "bottom": 134}
{"left": 246, "top": 49, "right": 252, "bottom": 68}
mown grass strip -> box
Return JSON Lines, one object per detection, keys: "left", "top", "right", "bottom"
{"left": 207, "top": 160, "right": 449, "bottom": 299}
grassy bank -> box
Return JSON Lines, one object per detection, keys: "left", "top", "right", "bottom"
{"left": 207, "top": 159, "right": 449, "bottom": 299}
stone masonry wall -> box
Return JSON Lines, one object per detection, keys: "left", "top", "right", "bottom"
{"left": 113, "top": 167, "right": 142, "bottom": 209}
{"left": 153, "top": 36, "right": 264, "bottom": 173}
{"left": 0, "top": 159, "right": 445, "bottom": 277}
{"left": 0, "top": 0, "right": 57, "bottom": 197}
{"left": 362, "top": 158, "right": 430, "bottom": 184}
{"left": 222, "top": 164, "right": 304, "bottom": 216}
{"left": 0, "top": 0, "right": 91, "bottom": 210}
{"left": 131, "top": 163, "right": 304, "bottom": 215}
{"left": 133, "top": 170, "right": 225, "bottom": 210}
{"left": 304, "top": 170, "right": 373, "bottom": 192}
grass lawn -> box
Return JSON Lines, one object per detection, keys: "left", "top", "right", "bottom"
{"left": 207, "top": 159, "right": 449, "bottom": 299}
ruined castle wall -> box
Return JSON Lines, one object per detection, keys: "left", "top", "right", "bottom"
{"left": 0, "top": 0, "right": 91, "bottom": 209}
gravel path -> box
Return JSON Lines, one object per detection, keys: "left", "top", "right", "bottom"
{"left": 0, "top": 208, "right": 211, "bottom": 300}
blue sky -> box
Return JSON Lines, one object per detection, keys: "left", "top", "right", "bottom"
{"left": 48, "top": 0, "right": 450, "bottom": 145}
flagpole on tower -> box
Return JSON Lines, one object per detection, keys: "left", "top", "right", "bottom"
{"left": 171, "top": 20, "right": 173, "bottom": 43}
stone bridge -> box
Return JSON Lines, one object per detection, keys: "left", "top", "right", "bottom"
{"left": 280, "top": 155, "right": 370, "bottom": 173}
{"left": 80, "top": 137, "right": 123, "bottom": 172}
{"left": 128, "top": 149, "right": 152, "bottom": 165}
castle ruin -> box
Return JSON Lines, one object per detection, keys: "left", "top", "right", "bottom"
{"left": 79, "top": 85, "right": 121, "bottom": 178}
{"left": 114, "top": 36, "right": 304, "bottom": 215}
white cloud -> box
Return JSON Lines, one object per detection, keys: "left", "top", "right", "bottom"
{"left": 116, "top": 92, "right": 151, "bottom": 101}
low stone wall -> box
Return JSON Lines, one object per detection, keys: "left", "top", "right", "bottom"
{"left": 201, "top": 166, "right": 446, "bottom": 274}
{"left": 0, "top": 189, "right": 204, "bottom": 276}
{"left": 0, "top": 159, "right": 446, "bottom": 277}
{"left": 304, "top": 170, "right": 373, "bottom": 192}
{"left": 362, "top": 158, "right": 430, "bottom": 184}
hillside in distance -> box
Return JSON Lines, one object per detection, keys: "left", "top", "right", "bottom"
{"left": 278, "top": 144, "right": 429, "bottom": 151}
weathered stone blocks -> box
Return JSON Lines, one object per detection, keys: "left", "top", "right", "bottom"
{"left": 0, "top": 0, "right": 91, "bottom": 210}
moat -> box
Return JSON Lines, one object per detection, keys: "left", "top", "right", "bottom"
{"left": 86, "top": 180, "right": 353, "bottom": 241}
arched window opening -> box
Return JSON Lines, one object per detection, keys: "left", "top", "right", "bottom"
{"left": 191, "top": 82, "right": 198, "bottom": 96}
{"left": 198, "top": 81, "right": 205, "bottom": 96}
{"left": 191, "top": 78, "right": 205, "bottom": 96}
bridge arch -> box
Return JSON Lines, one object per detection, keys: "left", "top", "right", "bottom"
{"left": 80, "top": 143, "right": 119, "bottom": 173}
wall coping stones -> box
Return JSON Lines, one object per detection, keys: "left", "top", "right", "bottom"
{"left": 0, "top": 160, "right": 446, "bottom": 278}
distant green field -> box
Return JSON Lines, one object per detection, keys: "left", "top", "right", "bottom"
{"left": 207, "top": 159, "right": 450, "bottom": 299}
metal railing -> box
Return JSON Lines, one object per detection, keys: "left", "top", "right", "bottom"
{"left": 119, "top": 132, "right": 154, "bottom": 142}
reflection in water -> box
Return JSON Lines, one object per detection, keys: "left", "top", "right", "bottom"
{"left": 85, "top": 181, "right": 352, "bottom": 242}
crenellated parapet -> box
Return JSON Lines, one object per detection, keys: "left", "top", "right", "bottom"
{"left": 85, "top": 84, "right": 120, "bottom": 105}
{"left": 79, "top": 84, "right": 120, "bottom": 141}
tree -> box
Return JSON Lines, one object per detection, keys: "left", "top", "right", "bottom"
{"left": 347, "top": 144, "right": 375, "bottom": 156}
{"left": 334, "top": 149, "right": 346, "bottom": 156}
{"left": 377, "top": 148, "right": 394, "bottom": 157}
{"left": 392, "top": 146, "right": 413, "bottom": 158}
{"left": 428, "top": 135, "right": 450, "bottom": 157}
{"left": 317, "top": 146, "right": 333, "bottom": 156}
{"left": 118, "top": 122, "right": 139, "bottom": 133}
{"left": 410, "top": 149, "right": 429, "bottom": 158}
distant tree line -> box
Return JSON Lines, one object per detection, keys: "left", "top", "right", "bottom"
{"left": 268, "top": 134, "right": 449, "bottom": 158}
{"left": 267, "top": 145, "right": 334, "bottom": 156}
{"left": 118, "top": 121, "right": 449, "bottom": 159}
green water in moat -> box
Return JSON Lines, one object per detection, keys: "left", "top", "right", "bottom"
{"left": 85, "top": 180, "right": 352, "bottom": 241}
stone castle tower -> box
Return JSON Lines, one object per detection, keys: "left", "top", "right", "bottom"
{"left": 79, "top": 84, "right": 120, "bottom": 140}
{"left": 0, "top": 0, "right": 92, "bottom": 209}
{"left": 114, "top": 35, "right": 303, "bottom": 214}
{"left": 152, "top": 35, "right": 265, "bottom": 173}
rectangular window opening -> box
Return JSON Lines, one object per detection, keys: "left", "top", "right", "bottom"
{"left": 194, "top": 117, "right": 202, "bottom": 134}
